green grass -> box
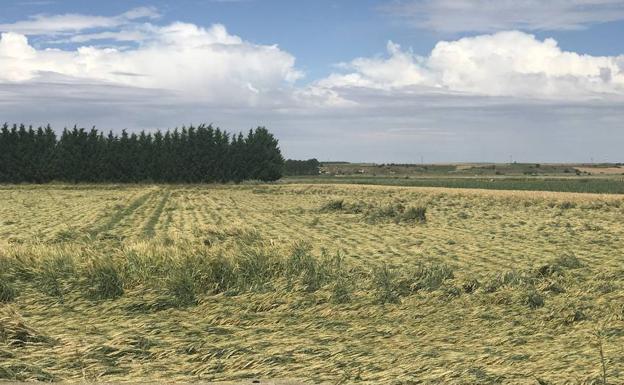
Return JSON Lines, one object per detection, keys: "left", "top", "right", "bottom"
{"left": 285, "top": 175, "right": 624, "bottom": 194}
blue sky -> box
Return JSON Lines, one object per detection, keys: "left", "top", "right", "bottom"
{"left": 1, "top": 0, "right": 624, "bottom": 162}
{"left": 1, "top": 0, "right": 434, "bottom": 81}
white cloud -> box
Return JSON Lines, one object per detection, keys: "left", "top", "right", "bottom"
{"left": 0, "top": 7, "right": 159, "bottom": 35}
{"left": 317, "top": 42, "right": 428, "bottom": 90}
{"left": 315, "top": 31, "right": 624, "bottom": 99}
{"left": 0, "top": 22, "right": 302, "bottom": 105}
{"left": 1, "top": 8, "right": 624, "bottom": 162}
{"left": 63, "top": 30, "right": 150, "bottom": 43}
{"left": 384, "top": 0, "right": 624, "bottom": 32}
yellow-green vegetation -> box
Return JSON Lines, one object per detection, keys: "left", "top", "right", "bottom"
{"left": 1, "top": 184, "right": 623, "bottom": 384}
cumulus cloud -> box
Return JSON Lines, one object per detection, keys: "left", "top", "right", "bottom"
{"left": 316, "top": 31, "right": 624, "bottom": 99}
{"left": 384, "top": 0, "right": 624, "bottom": 32}
{"left": 1, "top": 8, "right": 624, "bottom": 162}
{"left": 0, "top": 22, "right": 302, "bottom": 105}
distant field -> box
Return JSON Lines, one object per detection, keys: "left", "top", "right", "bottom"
{"left": 286, "top": 162, "right": 624, "bottom": 194}
{"left": 284, "top": 175, "right": 624, "bottom": 194}
{"left": 319, "top": 162, "right": 622, "bottom": 177}
{"left": 1, "top": 184, "right": 623, "bottom": 384}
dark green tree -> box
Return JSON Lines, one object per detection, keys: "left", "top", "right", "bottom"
{"left": 0, "top": 124, "right": 285, "bottom": 183}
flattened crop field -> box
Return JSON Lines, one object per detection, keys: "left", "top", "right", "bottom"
{"left": 1, "top": 184, "right": 623, "bottom": 384}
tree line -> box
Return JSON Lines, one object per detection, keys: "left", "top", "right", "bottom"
{"left": 0, "top": 124, "right": 284, "bottom": 183}
{"left": 283, "top": 159, "right": 320, "bottom": 176}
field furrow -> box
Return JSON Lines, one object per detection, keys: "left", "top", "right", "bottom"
{"left": 87, "top": 188, "right": 157, "bottom": 238}
{"left": 142, "top": 189, "right": 171, "bottom": 238}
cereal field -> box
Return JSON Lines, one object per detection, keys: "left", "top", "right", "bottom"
{"left": 1, "top": 184, "right": 623, "bottom": 384}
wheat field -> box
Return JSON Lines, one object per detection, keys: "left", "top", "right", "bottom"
{"left": 1, "top": 184, "right": 623, "bottom": 384}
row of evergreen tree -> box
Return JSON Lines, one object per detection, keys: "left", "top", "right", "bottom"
{"left": 283, "top": 159, "right": 321, "bottom": 176}
{"left": 0, "top": 124, "right": 284, "bottom": 183}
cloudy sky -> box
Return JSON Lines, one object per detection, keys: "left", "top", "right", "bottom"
{"left": 1, "top": 0, "right": 623, "bottom": 162}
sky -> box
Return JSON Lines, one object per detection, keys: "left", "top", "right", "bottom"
{"left": 0, "top": 0, "right": 623, "bottom": 162}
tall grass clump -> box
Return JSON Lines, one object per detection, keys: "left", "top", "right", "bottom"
{"left": 364, "top": 203, "right": 404, "bottom": 223}
{"left": 365, "top": 203, "right": 427, "bottom": 224}
{"left": 201, "top": 256, "right": 235, "bottom": 294}
{"left": 324, "top": 252, "right": 353, "bottom": 302}
{"left": 199, "top": 256, "right": 235, "bottom": 294}
{"left": 84, "top": 257, "right": 124, "bottom": 300}
{"left": 330, "top": 274, "right": 353, "bottom": 304}
{"left": 406, "top": 263, "right": 454, "bottom": 291}
{"left": 372, "top": 264, "right": 402, "bottom": 304}
{"left": 286, "top": 241, "right": 332, "bottom": 291}
{"left": 372, "top": 262, "right": 454, "bottom": 304}
{"left": 0, "top": 277, "right": 17, "bottom": 303}
{"left": 461, "top": 278, "right": 480, "bottom": 294}
{"left": 320, "top": 199, "right": 426, "bottom": 224}
{"left": 483, "top": 270, "right": 526, "bottom": 293}
{"left": 534, "top": 253, "right": 584, "bottom": 279}
{"left": 166, "top": 267, "right": 198, "bottom": 307}
{"left": 36, "top": 254, "right": 76, "bottom": 299}
{"left": 558, "top": 201, "right": 576, "bottom": 209}
{"left": 234, "top": 248, "right": 281, "bottom": 293}
{"left": 1, "top": 252, "right": 36, "bottom": 281}
{"left": 400, "top": 206, "right": 427, "bottom": 223}
{"left": 521, "top": 289, "right": 545, "bottom": 309}
{"left": 553, "top": 254, "right": 583, "bottom": 269}
{"left": 320, "top": 199, "right": 345, "bottom": 212}
{"left": 284, "top": 241, "right": 350, "bottom": 293}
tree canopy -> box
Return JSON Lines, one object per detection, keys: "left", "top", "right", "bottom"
{"left": 0, "top": 124, "right": 284, "bottom": 183}
{"left": 283, "top": 159, "right": 321, "bottom": 176}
